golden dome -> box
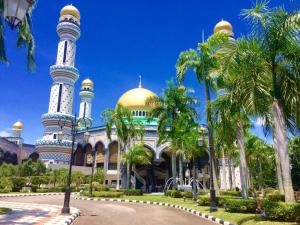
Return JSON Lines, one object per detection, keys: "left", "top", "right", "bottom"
{"left": 60, "top": 5, "right": 80, "bottom": 20}
{"left": 82, "top": 78, "right": 94, "bottom": 87}
{"left": 117, "top": 87, "right": 157, "bottom": 110}
{"left": 13, "top": 121, "right": 23, "bottom": 130}
{"left": 214, "top": 20, "right": 233, "bottom": 36}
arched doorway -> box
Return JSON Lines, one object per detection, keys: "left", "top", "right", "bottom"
{"left": 29, "top": 152, "right": 39, "bottom": 162}
{"left": 74, "top": 144, "right": 85, "bottom": 166}
{"left": 135, "top": 146, "right": 171, "bottom": 192}
{"left": 108, "top": 141, "right": 118, "bottom": 170}
{"left": 95, "top": 142, "right": 105, "bottom": 168}
{"left": 85, "top": 144, "right": 93, "bottom": 167}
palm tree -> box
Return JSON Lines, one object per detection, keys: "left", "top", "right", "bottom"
{"left": 217, "top": 2, "right": 299, "bottom": 202}
{"left": 123, "top": 144, "right": 152, "bottom": 189}
{"left": 0, "top": 0, "right": 36, "bottom": 71}
{"left": 182, "top": 125, "right": 206, "bottom": 200}
{"left": 146, "top": 80, "right": 197, "bottom": 190}
{"left": 176, "top": 32, "right": 228, "bottom": 194}
{"left": 102, "top": 104, "right": 144, "bottom": 189}
{"left": 212, "top": 93, "right": 252, "bottom": 198}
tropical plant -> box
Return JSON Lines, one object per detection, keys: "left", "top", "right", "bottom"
{"left": 176, "top": 32, "right": 229, "bottom": 194}
{"left": 123, "top": 144, "right": 152, "bottom": 189}
{"left": 216, "top": 1, "right": 299, "bottom": 202}
{"left": 0, "top": 0, "right": 36, "bottom": 71}
{"left": 289, "top": 136, "right": 300, "bottom": 190}
{"left": 102, "top": 104, "right": 144, "bottom": 189}
{"left": 146, "top": 80, "right": 197, "bottom": 190}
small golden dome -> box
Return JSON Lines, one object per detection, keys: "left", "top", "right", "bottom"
{"left": 82, "top": 78, "right": 94, "bottom": 88}
{"left": 60, "top": 5, "right": 80, "bottom": 20}
{"left": 13, "top": 121, "right": 23, "bottom": 130}
{"left": 214, "top": 20, "right": 233, "bottom": 36}
{"left": 117, "top": 87, "right": 157, "bottom": 110}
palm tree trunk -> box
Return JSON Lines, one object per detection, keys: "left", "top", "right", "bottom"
{"left": 192, "top": 156, "right": 197, "bottom": 200}
{"left": 171, "top": 151, "right": 177, "bottom": 190}
{"left": 228, "top": 157, "right": 233, "bottom": 190}
{"left": 222, "top": 149, "right": 227, "bottom": 190}
{"left": 179, "top": 153, "right": 184, "bottom": 188}
{"left": 126, "top": 163, "right": 130, "bottom": 189}
{"left": 116, "top": 138, "right": 121, "bottom": 190}
{"left": 273, "top": 127, "right": 284, "bottom": 195}
{"left": 272, "top": 99, "right": 295, "bottom": 202}
{"left": 232, "top": 163, "right": 236, "bottom": 189}
{"left": 204, "top": 80, "right": 220, "bottom": 195}
{"left": 236, "top": 119, "right": 249, "bottom": 198}
{"left": 258, "top": 157, "right": 264, "bottom": 193}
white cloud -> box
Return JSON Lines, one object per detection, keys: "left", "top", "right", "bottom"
{"left": 256, "top": 117, "right": 266, "bottom": 126}
{"left": 0, "top": 128, "right": 11, "bottom": 137}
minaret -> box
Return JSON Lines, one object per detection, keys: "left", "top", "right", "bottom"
{"left": 78, "top": 78, "right": 94, "bottom": 129}
{"left": 36, "top": 5, "right": 81, "bottom": 165}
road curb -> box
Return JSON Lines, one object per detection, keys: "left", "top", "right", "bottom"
{"left": 0, "top": 192, "right": 64, "bottom": 197}
{"left": 73, "top": 196, "right": 234, "bottom": 225}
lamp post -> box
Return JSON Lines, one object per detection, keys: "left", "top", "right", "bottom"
{"left": 58, "top": 113, "right": 82, "bottom": 214}
{"left": 199, "top": 124, "right": 218, "bottom": 212}
{"left": 3, "top": 0, "right": 33, "bottom": 29}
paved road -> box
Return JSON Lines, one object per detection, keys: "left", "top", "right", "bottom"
{"left": 0, "top": 195, "right": 217, "bottom": 225}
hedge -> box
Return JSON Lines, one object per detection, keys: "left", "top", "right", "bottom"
{"left": 266, "top": 193, "right": 285, "bottom": 202}
{"left": 182, "top": 191, "right": 193, "bottom": 199}
{"left": 10, "top": 177, "right": 26, "bottom": 192}
{"left": 219, "top": 191, "right": 241, "bottom": 197}
{"left": 198, "top": 195, "right": 233, "bottom": 207}
{"left": 263, "top": 200, "right": 300, "bottom": 222}
{"left": 123, "top": 189, "right": 143, "bottom": 196}
{"left": 224, "top": 198, "right": 257, "bottom": 213}
{"left": 92, "top": 191, "right": 123, "bottom": 198}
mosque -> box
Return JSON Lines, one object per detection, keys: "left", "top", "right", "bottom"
{"left": 1, "top": 5, "right": 241, "bottom": 191}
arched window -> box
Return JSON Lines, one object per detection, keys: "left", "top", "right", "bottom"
{"left": 132, "top": 111, "right": 135, "bottom": 116}
{"left": 142, "top": 111, "right": 145, "bottom": 116}
{"left": 139, "top": 111, "right": 142, "bottom": 116}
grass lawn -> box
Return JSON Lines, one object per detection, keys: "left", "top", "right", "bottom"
{"left": 0, "top": 207, "right": 12, "bottom": 214}
{"left": 118, "top": 194, "right": 300, "bottom": 225}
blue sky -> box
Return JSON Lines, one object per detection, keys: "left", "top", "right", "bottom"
{"left": 0, "top": 0, "right": 298, "bottom": 144}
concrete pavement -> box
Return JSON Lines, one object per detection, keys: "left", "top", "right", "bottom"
{"left": 0, "top": 195, "right": 218, "bottom": 225}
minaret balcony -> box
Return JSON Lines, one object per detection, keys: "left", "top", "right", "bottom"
{"left": 41, "top": 113, "right": 74, "bottom": 128}
{"left": 36, "top": 139, "right": 73, "bottom": 148}
{"left": 50, "top": 65, "right": 79, "bottom": 82}
{"left": 57, "top": 21, "right": 80, "bottom": 40}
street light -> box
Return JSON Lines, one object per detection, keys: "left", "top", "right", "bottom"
{"left": 58, "top": 114, "right": 81, "bottom": 214}
{"left": 199, "top": 124, "right": 218, "bottom": 212}
{"left": 3, "top": 0, "right": 33, "bottom": 29}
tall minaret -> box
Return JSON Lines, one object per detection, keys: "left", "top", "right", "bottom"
{"left": 78, "top": 78, "right": 94, "bottom": 129}
{"left": 36, "top": 5, "right": 81, "bottom": 165}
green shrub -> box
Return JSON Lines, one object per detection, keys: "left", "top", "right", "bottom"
{"left": 224, "top": 199, "right": 257, "bottom": 213}
{"left": 36, "top": 189, "right": 49, "bottom": 193}
{"left": 198, "top": 190, "right": 209, "bottom": 196}
{"left": 92, "top": 191, "right": 123, "bottom": 198}
{"left": 266, "top": 194, "right": 285, "bottom": 202}
{"left": 263, "top": 200, "right": 300, "bottom": 222}
{"left": 198, "top": 196, "right": 211, "bottom": 206}
{"left": 165, "top": 190, "right": 172, "bottom": 196}
{"left": 170, "top": 190, "right": 182, "bottom": 198}
{"left": 198, "top": 195, "right": 233, "bottom": 207}
{"left": 264, "top": 188, "right": 276, "bottom": 195}
{"left": 31, "top": 176, "right": 49, "bottom": 187}
{"left": 219, "top": 191, "right": 241, "bottom": 197}
{"left": 30, "top": 185, "right": 38, "bottom": 192}
{"left": 48, "top": 187, "right": 64, "bottom": 192}
{"left": 182, "top": 191, "right": 193, "bottom": 199}
{"left": 10, "top": 177, "right": 26, "bottom": 192}
{"left": 123, "top": 189, "right": 143, "bottom": 196}
{"left": 0, "top": 177, "right": 13, "bottom": 193}
{"left": 20, "top": 186, "right": 32, "bottom": 193}
{"left": 103, "top": 186, "right": 109, "bottom": 191}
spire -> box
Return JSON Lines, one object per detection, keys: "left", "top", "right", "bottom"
{"left": 138, "top": 75, "right": 142, "bottom": 88}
